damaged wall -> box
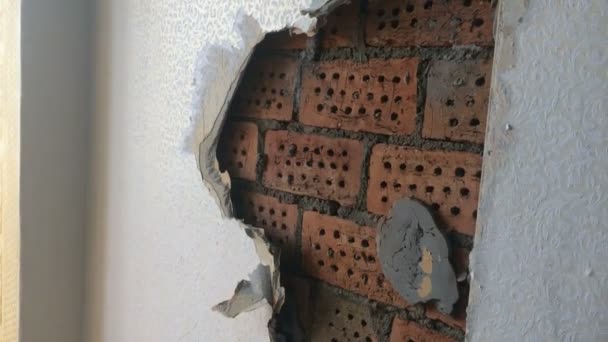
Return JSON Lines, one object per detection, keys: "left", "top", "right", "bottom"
{"left": 468, "top": 0, "right": 608, "bottom": 341}
{"left": 217, "top": 1, "right": 494, "bottom": 340}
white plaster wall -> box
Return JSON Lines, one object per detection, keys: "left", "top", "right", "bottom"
{"left": 85, "top": 1, "right": 319, "bottom": 341}
{"left": 468, "top": 1, "right": 608, "bottom": 341}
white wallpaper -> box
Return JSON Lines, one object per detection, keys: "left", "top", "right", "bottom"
{"left": 468, "top": 1, "right": 608, "bottom": 341}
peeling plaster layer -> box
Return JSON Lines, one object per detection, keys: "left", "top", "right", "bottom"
{"left": 86, "top": 1, "right": 332, "bottom": 341}
{"left": 468, "top": 1, "right": 608, "bottom": 341}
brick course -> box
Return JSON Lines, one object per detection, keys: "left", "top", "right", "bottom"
{"left": 217, "top": 121, "right": 258, "bottom": 181}
{"left": 263, "top": 131, "right": 364, "bottom": 206}
{"left": 230, "top": 55, "right": 298, "bottom": 121}
{"left": 302, "top": 211, "right": 408, "bottom": 307}
{"left": 367, "top": 144, "right": 481, "bottom": 236}
{"left": 423, "top": 59, "right": 492, "bottom": 144}
{"left": 300, "top": 58, "right": 418, "bottom": 135}
{"left": 365, "top": 0, "right": 494, "bottom": 47}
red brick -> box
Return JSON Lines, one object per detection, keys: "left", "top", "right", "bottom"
{"left": 300, "top": 58, "right": 418, "bottom": 135}
{"left": 258, "top": 30, "right": 309, "bottom": 50}
{"left": 319, "top": 0, "right": 359, "bottom": 48}
{"left": 263, "top": 131, "right": 364, "bottom": 206}
{"left": 302, "top": 211, "right": 408, "bottom": 308}
{"left": 233, "top": 192, "right": 298, "bottom": 265}
{"left": 217, "top": 121, "right": 258, "bottom": 181}
{"left": 367, "top": 145, "right": 481, "bottom": 236}
{"left": 229, "top": 55, "right": 297, "bottom": 121}
{"left": 390, "top": 317, "right": 457, "bottom": 342}
{"left": 365, "top": 0, "right": 494, "bottom": 47}
{"left": 423, "top": 59, "right": 491, "bottom": 144}
{"left": 310, "top": 286, "right": 378, "bottom": 342}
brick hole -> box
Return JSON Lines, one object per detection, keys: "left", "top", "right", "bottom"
{"left": 409, "top": 184, "right": 417, "bottom": 191}
{"left": 426, "top": 186, "right": 434, "bottom": 193}
{"left": 347, "top": 269, "right": 354, "bottom": 277}
{"left": 431, "top": 203, "right": 440, "bottom": 211}
{"left": 380, "top": 95, "right": 389, "bottom": 103}
{"left": 423, "top": 0, "right": 433, "bottom": 9}
{"left": 327, "top": 88, "right": 334, "bottom": 96}
{"left": 475, "top": 76, "right": 486, "bottom": 86}
{"left": 339, "top": 250, "right": 346, "bottom": 257}
{"left": 449, "top": 118, "right": 459, "bottom": 127}
{"left": 361, "top": 239, "right": 369, "bottom": 248}
{"left": 390, "top": 112, "right": 399, "bottom": 121}
{"left": 319, "top": 72, "right": 326, "bottom": 80}
{"left": 332, "top": 72, "right": 340, "bottom": 80}
{"left": 331, "top": 264, "right": 339, "bottom": 272}
{"left": 463, "top": 0, "right": 472, "bottom": 6}
{"left": 475, "top": 170, "right": 482, "bottom": 178}
{"left": 434, "top": 167, "right": 442, "bottom": 175}
{"left": 338, "top": 180, "right": 346, "bottom": 188}
{"left": 348, "top": 74, "right": 355, "bottom": 81}
{"left": 269, "top": 72, "right": 275, "bottom": 78}
{"left": 415, "top": 165, "right": 424, "bottom": 172}
{"left": 319, "top": 228, "right": 326, "bottom": 236}
{"left": 347, "top": 236, "right": 355, "bottom": 244}
{"left": 342, "top": 164, "right": 349, "bottom": 171}
{"left": 376, "top": 9, "right": 385, "bottom": 17}
{"left": 394, "top": 182, "right": 402, "bottom": 191}
{"left": 470, "top": 118, "right": 481, "bottom": 126}
{"left": 362, "top": 75, "right": 370, "bottom": 82}
{"left": 381, "top": 196, "right": 388, "bottom": 203}
{"left": 384, "top": 161, "right": 392, "bottom": 169}
{"left": 451, "top": 206, "right": 461, "bottom": 216}
{"left": 287, "top": 174, "right": 294, "bottom": 184}
{"left": 318, "top": 260, "right": 325, "bottom": 266}
{"left": 330, "top": 105, "right": 338, "bottom": 113}
{"left": 358, "top": 107, "right": 366, "bottom": 115}
{"left": 314, "top": 243, "right": 321, "bottom": 250}
{"left": 378, "top": 75, "right": 385, "bottom": 83}
{"left": 306, "top": 160, "right": 313, "bottom": 167}
{"left": 330, "top": 162, "right": 337, "bottom": 169}
{"left": 406, "top": 3, "right": 414, "bottom": 12}
{"left": 340, "top": 90, "right": 346, "bottom": 96}
{"left": 392, "top": 7, "right": 400, "bottom": 16}
{"left": 347, "top": 314, "right": 354, "bottom": 320}
{"left": 373, "top": 109, "right": 382, "bottom": 119}
{"left": 317, "top": 104, "right": 324, "bottom": 112}
{"left": 378, "top": 22, "right": 386, "bottom": 30}
{"left": 318, "top": 161, "right": 325, "bottom": 168}
{"left": 472, "top": 18, "right": 485, "bottom": 28}
{"left": 330, "top": 26, "right": 338, "bottom": 35}
{"left": 445, "top": 98, "right": 455, "bottom": 106}
{"left": 354, "top": 331, "right": 360, "bottom": 338}
{"left": 399, "top": 163, "right": 406, "bottom": 170}
{"left": 410, "top": 18, "right": 418, "bottom": 27}
{"left": 460, "top": 187, "right": 470, "bottom": 197}
{"left": 380, "top": 181, "right": 387, "bottom": 188}
{"left": 344, "top": 106, "right": 353, "bottom": 115}
{"left": 314, "top": 87, "right": 321, "bottom": 95}
{"left": 455, "top": 167, "right": 466, "bottom": 177}
{"left": 443, "top": 186, "right": 451, "bottom": 194}
{"left": 326, "top": 179, "right": 332, "bottom": 186}
{"left": 473, "top": 209, "right": 478, "bottom": 219}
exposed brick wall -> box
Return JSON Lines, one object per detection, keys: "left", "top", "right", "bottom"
{"left": 218, "top": 1, "right": 494, "bottom": 340}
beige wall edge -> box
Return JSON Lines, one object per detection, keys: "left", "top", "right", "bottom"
{"left": 0, "top": 0, "right": 21, "bottom": 341}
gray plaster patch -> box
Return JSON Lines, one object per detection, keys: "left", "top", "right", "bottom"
{"left": 377, "top": 198, "right": 458, "bottom": 314}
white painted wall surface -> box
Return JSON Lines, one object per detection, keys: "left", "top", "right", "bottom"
{"left": 468, "top": 1, "right": 608, "bottom": 341}
{"left": 85, "top": 1, "right": 318, "bottom": 341}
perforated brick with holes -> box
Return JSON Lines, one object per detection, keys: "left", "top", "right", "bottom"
{"left": 368, "top": 144, "right": 481, "bottom": 236}
{"left": 215, "top": 1, "right": 495, "bottom": 340}
{"left": 233, "top": 192, "right": 298, "bottom": 266}
{"left": 263, "top": 131, "right": 364, "bottom": 206}
{"left": 217, "top": 121, "right": 258, "bottom": 181}
{"left": 319, "top": 0, "right": 359, "bottom": 48}
{"left": 300, "top": 58, "right": 418, "bottom": 135}
{"left": 302, "top": 211, "right": 408, "bottom": 307}
{"left": 423, "top": 59, "right": 492, "bottom": 144}
{"left": 365, "top": 0, "right": 494, "bottom": 47}
{"left": 229, "top": 55, "right": 297, "bottom": 121}
{"left": 310, "top": 287, "right": 378, "bottom": 342}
